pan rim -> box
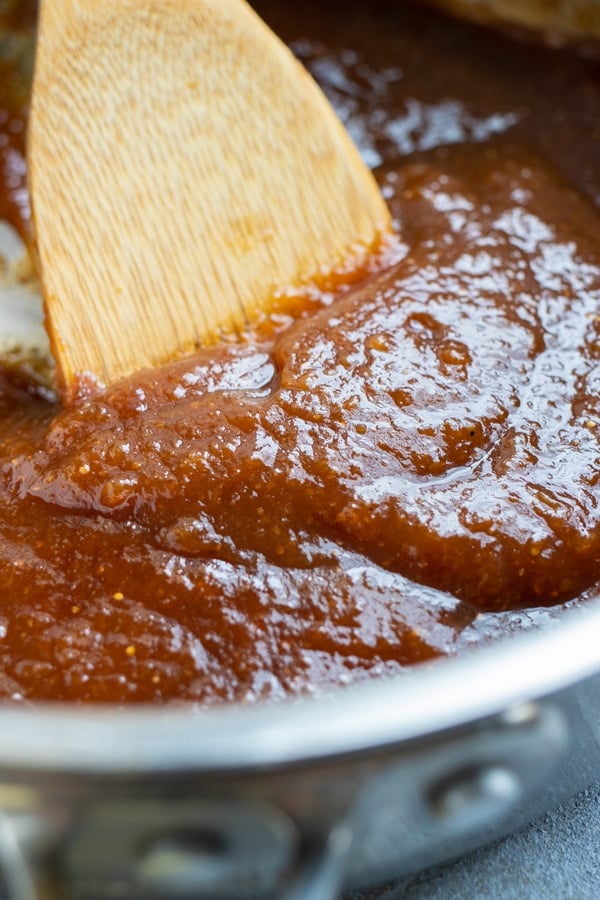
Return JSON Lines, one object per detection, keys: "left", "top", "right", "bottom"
{"left": 0, "top": 594, "right": 597, "bottom": 774}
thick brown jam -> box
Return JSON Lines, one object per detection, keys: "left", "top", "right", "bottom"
{"left": 0, "top": 1, "right": 599, "bottom": 703}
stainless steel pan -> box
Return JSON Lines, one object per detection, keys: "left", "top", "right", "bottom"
{"left": 0, "top": 587, "right": 599, "bottom": 899}
{"left": 1, "top": 4, "right": 600, "bottom": 896}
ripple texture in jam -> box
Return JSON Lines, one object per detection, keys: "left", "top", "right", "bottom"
{"left": 2, "top": 152, "right": 599, "bottom": 703}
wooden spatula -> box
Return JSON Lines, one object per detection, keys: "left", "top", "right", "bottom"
{"left": 27, "top": 0, "right": 391, "bottom": 402}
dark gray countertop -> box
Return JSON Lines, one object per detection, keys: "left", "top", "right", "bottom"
{"left": 350, "top": 781, "right": 600, "bottom": 899}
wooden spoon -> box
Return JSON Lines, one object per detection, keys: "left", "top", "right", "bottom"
{"left": 27, "top": 0, "right": 391, "bottom": 402}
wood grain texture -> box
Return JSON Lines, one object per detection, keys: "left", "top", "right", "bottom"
{"left": 427, "top": 0, "right": 600, "bottom": 41}
{"left": 28, "top": 0, "right": 390, "bottom": 400}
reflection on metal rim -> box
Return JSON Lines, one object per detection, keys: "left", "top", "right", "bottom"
{"left": 0, "top": 595, "right": 598, "bottom": 773}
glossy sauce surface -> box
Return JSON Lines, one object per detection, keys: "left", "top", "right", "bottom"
{"left": 0, "top": 1, "right": 599, "bottom": 703}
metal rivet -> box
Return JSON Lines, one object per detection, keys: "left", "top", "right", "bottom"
{"left": 137, "top": 829, "right": 231, "bottom": 889}
{"left": 428, "top": 765, "right": 522, "bottom": 827}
